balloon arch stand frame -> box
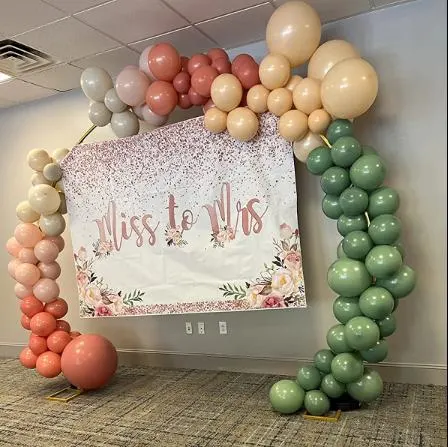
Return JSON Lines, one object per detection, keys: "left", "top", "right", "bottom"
{"left": 5, "top": 1, "right": 417, "bottom": 418}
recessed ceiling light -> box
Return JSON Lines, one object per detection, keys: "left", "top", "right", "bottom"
{"left": 0, "top": 72, "right": 11, "bottom": 83}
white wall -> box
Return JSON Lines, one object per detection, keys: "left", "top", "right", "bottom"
{"left": 0, "top": 0, "right": 446, "bottom": 382}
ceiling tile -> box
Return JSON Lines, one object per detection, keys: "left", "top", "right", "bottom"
{"left": 0, "top": 0, "right": 67, "bottom": 37}
{"left": 0, "top": 79, "right": 57, "bottom": 103}
{"left": 129, "top": 26, "right": 216, "bottom": 57}
{"left": 74, "top": 0, "right": 189, "bottom": 44}
{"left": 43, "top": 0, "right": 110, "bottom": 14}
{"left": 20, "top": 63, "right": 83, "bottom": 91}
{"left": 71, "top": 46, "right": 140, "bottom": 79}
{"left": 164, "top": 0, "right": 265, "bottom": 24}
{"left": 0, "top": 97, "right": 18, "bottom": 108}
{"left": 372, "top": 0, "right": 407, "bottom": 7}
{"left": 14, "top": 18, "right": 120, "bottom": 63}
{"left": 197, "top": 3, "right": 274, "bottom": 50}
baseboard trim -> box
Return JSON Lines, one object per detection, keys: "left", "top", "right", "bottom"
{"left": 1, "top": 343, "right": 446, "bottom": 385}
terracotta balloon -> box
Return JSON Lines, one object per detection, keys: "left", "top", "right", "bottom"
{"left": 18, "top": 247, "right": 38, "bottom": 264}
{"left": 29, "top": 334, "right": 48, "bottom": 356}
{"left": 20, "top": 295, "right": 44, "bottom": 318}
{"left": 56, "top": 319, "right": 71, "bottom": 333}
{"left": 178, "top": 93, "right": 192, "bottom": 109}
{"left": 278, "top": 110, "right": 309, "bottom": 142}
{"left": 20, "top": 347, "right": 37, "bottom": 368}
{"left": 204, "top": 108, "right": 227, "bottom": 134}
{"left": 191, "top": 65, "right": 219, "bottom": 98}
{"left": 148, "top": 43, "right": 181, "bottom": 81}
{"left": 246, "top": 84, "right": 270, "bottom": 114}
{"left": 8, "top": 259, "right": 21, "bottom": 279}
{"left": 233, "top": 59, "right": 260, "bottom": 90}
{"left": 267, "top": 88, "right": 293, "bottom": 117}
{"left": 14, "top": 223, "right": 42, "bottom": 248}
{"left": 15, "top": 263, "right": 40, "bottom": 286}
{"left": 293, "top": 131, "right": 324, "bottom": 162}
{"left": 308, "top": 40, "right": 360, "bottom": 81}
{"left": 266, "top": 0, "right": 321, "bottom": 67}
{"left": 33, "top": 278, "right": 59, "bottom": 303}
{"left": 38, "top": 261, "right": 61, "bottom": 280}
{"left": 115, "top": 66, "right": 150, "bottom": 107}
{"left": 146, "top": 81, "right": 178, "bottom": 116}
{"left": 34, "top": 239, "right": 59, "bottom": 263}
{"left": 188, "top": 87, "right": 208, "bottom": 106}
{"left": 308, "top": 109, "right": 332, "bottom": 134}
{"left": 321, "top": 58, "right": 379, "bottom": 119}
{"left": 36, "top": 351, "right": 61, "bottom": 378}
{"left": 172, "top": 71, "right": 191, "bottom": 94}
{"left": 210, "top": 74, "right": 243, "bottom": 112}
{"left": 44, "top": 235, "right": 65, "bottom": 252}
{"left": 285, "top": 75, "right": 303, "bottom": 92}
{"left": 231, "top": 54, "right": 254, "bottom": 73}
{"left": 259, "top": 53, "right": 290, "bottom": 90}
{"left": 227, "top": 107, "right": 259, "bottom": 141}
{"left": 70, "top": 331, "right": 81, "bottom": 338}
{"left": 292, "top": 77, "right": 322, "bottom": 115}
{"left": 61, "top": 334, "right": 118, "bottom": 390}
{"left": 44, "top": 297, "right": 68, "bottom": 319}
{"left": 6, "top": 237, "right": 22, "bottom": 257}
{"left": 202, "top": 99, "right": 215, "bottom": 113}
{"left": 47, "top": 330, "right": 72, "bottom": 354}
{"left": 180, "top": 56, "right": 189, "bottom": 72}
{"left": 212, "top": 57, "right": 232, "bottom": 74}
{"left": 187, "top": 54, "right": 211, "bottom": 75}
{"left": 30, "top": 312, "right": 56, "bottom": 336}
{"left": 15, "top": 282, "right": 33, "bottom": 299}
{"left": 207, "top": 48, "right": 228, "bottom": 61}
{"left": 21, "top": 314, "right": 31, "bottom": 330}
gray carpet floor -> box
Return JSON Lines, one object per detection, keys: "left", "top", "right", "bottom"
{"left": 0, "top": 359, "right": 446, "bottom": 447}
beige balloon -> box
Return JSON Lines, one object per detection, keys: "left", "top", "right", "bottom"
{"left": 52, "top": 148, "right": 70, "bottom": 163}
{"left": 39, "top": 213, "right": 66, "bottom": 237}
{"left": 204, "top": 108, "right": 227, "bottom": 134}
{"left": 43, "top": 162, "right": 62, "bottom": 182}
{"left": 58, "top": 192, "right": 67, "bottom": 215}
{"left": 227, "top": 108, "right": 259, "bottom": 142}
{"left": 293, "top": 77, "right": 322, "bottom": 115}
{"left": 293, "top": 131, "right": 324, "bottom": 163}
{"left": 55, "top": 180, "right": 64, "bottom": 193}
{"left": 27, "top": 149, "right": 51, "bottom": 171}
{"left": 278, "top": 110, "right": 308, "bottom": 142}
{"left": 28, "top": 184, "right": 61, "bottom": 216}
{"left": 308, "top": 108, "right": 332, "bottom": 134}
{"left": 210, "top": 74, "right": 243, "bottom": 112}
{"left": 267, "top": 88, "right": 293, "bottom": 117}
{"left": 285, "top": 75, "right": 303, "bottom": 92}
{"left": 308, "top": 40, "right": 360, "bottom": 81}
{"left": 266, "top": 1, "right": 321, "bottom": 67}
{"left": 321, "top": 57, "right": 379, "bottom": 119}
{"left": 259, "top": 53, "right": 291, "bottom": 90}
{"left": 31, "top": 172, "right": 52, "bottom": 186}
{"left": 247, "top": 84, "right": 270, "bottom": 113}
{"left": 16, "top": 201, "right": 40, "bottom": 223}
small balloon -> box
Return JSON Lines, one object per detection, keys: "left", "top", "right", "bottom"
{"left": 269, "top": 379, "right": 305, "bottom": 414}
{"left": 39, "top": 213, "right": 66, "bottom": 237}
{"left": 342, "top": 230, "right": 373, "bottom": 260}
{"left": 16, "top": 201, "right": 40, "bottom": 223}
{"left": 368, "top": 214, "right": 402, "bottom": 245}
{"left": 104, "top": 88, "right": 127, "bottom": 113}
{"left": 141, "top": 105, "right": 168, "bottom": 126}
{"left": 308, "top": 109, "right": 332, "bottom": 134}
{"left": 44, "top": 235, "right": 64, "bottom": 252}
{"left": 285, "top": 75, "right": 303, "bottom": 92}
{"left": 246, "top": 84, "right": 270, "bottom": 114}
{"left": 322, "top": 194, "right": 343, "bottom": 219}
{"left": 43, "top": 162, "right": 62, "bottom": 182}
{"left": 320, "top": 166, "right": 351, "bottom": 195}
{"left": 365, "top": 245, "right": 402, "bottom": 279}
{"left": 331, "top": 352, "right": 364, "bottom": 384}
{"left": 111, "top": 111, "right": 140, "bottom": 138}
{"left": 187, "top": 54, "right": 211, "bottom": 75}
{"left": 296, "top": 366, "right": 321, "bottom": 390}
{"left": 210, "top": 74, "right": 243, "bottom": 112}
{"left": 33, "top": 278, "right": 59, "bottom": 303}
{"left": 34, "top": 239, "right": 59, "bottom": 263}
{"left": 146, "top": 80, "right": 178, "bottom": 116}
{"left": 226, "top": 107, "right": 259, "bottom": 141}
{"left": 326, "top": 119, "right": 354, "bottom": 144}
{"left": 306, "top": 147, "right": 333, "bottom": 175}
{"left": 15, "top": 283, "right": 33, "bottom": 299}
{"left": 29, "top": 334, "right": 48, "bottom": 356}
{"left": 20, "top": 347, "right": 38, "bottom": 368}
{"left": 36, "top": 351, "right": 61, "bottom": 378}
{"left": 28, "top": 184, "right": 61, "bottom": 216}
{"left": 47, "top": 330, "right": 72, "bottom": 354}
{"left": 6, "top": 237, "right": 23, "bottom": 257}
{"left": 204, "top": 108, "right": 227, "bottom": 134}
{"left": 320, "top": 374, "right": 346, "bottom": 399}
{"left": 115, "top": 66, "right": 150, "bottom": 107}
{"left": 293, "top": 132, "right": 324, "bottom": 163}
{"left": 368, "top": 187, "right": 400, "bottom": 218}
{"left": 56, "top": 319, "right": 71, "bottom": 333}
{"left": 375, "top": 265, "right": 416, "bottom": 299}
{"left": 304, "top": 390, "right": 330, "bottom": 416}
{"left": 31, "top": 172, "right": 52, "bottom": 186}
{"left": 20, "top": 295, "right": 44, "bottom": 318}
{"left": 44, "top": 297, "right": 68, "bottom": 319}
{"left": 138, "top": 45, "right": 155, "bottom": 79}
{"left": 259, "top": 53, "right": 290, "bottom": 90}
{"left": 88, "top": 101, "right": 112, "bottom": 127}
{"left": 52, "top": 148, "right": 70, "bottom": 163}
{"left": 15, "top": 263, "right": 41, "bottom": 287}
{"left": 188, "top": 87, "right": 207, "bottom": 106}
{"left": 177, "top": 93, "right": 192, "bottom": 109}
{"left": 314, "top": 349, "right": 335, "bottom": 374}
{"left": 80, "top": 67, "right": 113, "bottom": 102}
{"left": 172, "top": 71, "right": 191, "bottom": 94}
{"left": 359, "top": 286, "right": 395, "bottom": 320}
{"left": 267, "top": 87, "right": 293, "bottom": 117}
{"left": 29, "top": 312, "right": 57, "bottom": 337}
{"left": 292, "top": 77, "right": 322, "bottom": 115}
{"left": 18, "top": 247, "right": 38, "bottom": 264}
{"left": 326, "top": 324, "right": 353, "bottom": 354}
{"left": 148, "top": 43, "right": 181, "bottom": 81}
{"left": 15, "top": 223, "right": 43, "bottom": 247}
{"left": 191, "top": 65, "right": 219, "bottom": 97}
{"left": 8, "top": 259, "right": 21, "bottom": 279}
{"left": 327, "top": 258, "right": 372, "bottom": 297}
{"left": 21, "top": 314, "right": 31, "bottom": 330}
{"left": 345, "top": 316, "right": 380, "bottom": 351}
{"left": 347, "top": 368, "right": 383, "bottom": 403}
{"left": 278, "top": 109, "right": 308, "bottom": 142}
{"left": 207, "top": 48, "right": 228, "bottom": 61}
{"left": 232, "top": 57, "right": 260, "bottom": 90}
{"left": 211, "top": 57, "right": 232, "bottom": 75}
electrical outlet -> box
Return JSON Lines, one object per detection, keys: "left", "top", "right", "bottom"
{"left": 185, "top": 322, "right": 193, "bottom": 335}
{"left": 198, "top": 322, "right": 205, "bottom": 335}
{"left": 219, "top": 321, "right": 228, "bottom": 335}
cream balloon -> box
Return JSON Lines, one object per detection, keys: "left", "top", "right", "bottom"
{"left": 104, "top": 88, "right": 127, "bottom": 113}
{"left": 227, "top": 108, "right": 259, "bottom": 142}
{"left": 204, "top": 108, "right": 227, "bottom": 134}
{"left": 27, "top": 149, "right": 51, "bottom": 171}
{"left": 43, "top": 163, "right": 62, "bottom": 182}
{"left": 16, "top": 201, "right": 40, "bottom": 223}
{"left": 39, "top": 213, "right": 66, "bottom": 237}
{"left": 292, "top": 77, "right": 322, "bottom": 115}
{"left": 52, "top": 148, "right": 69, "bottom": 163}
{"left": 28, "top": 185, "right": 61, "bottom": 216}
{"left": 308, "top": 40, "right": 360, "bottom": 81}
{"left": 246, "top": 84, "right": 270, "bottom": 114}
{"left": 308, "top": 109, "right": 332, "bottom": 134}
{"left": 31, "top": 172, "right": 52, "bottom": 186}
{"left": 88, "top": 101, "right": 112, "bottom": 127}
{"left": 267, "top": 88, "right": 292, "bottom": 117}
{"left": 259, "top": 54, "right": 290, "bottom": 90}
{"left": 293, "top": 131, "right": 324, "bottom": 163}
{"left": 278, "top": 110, "right": 308, "bottom": 142}
{"left": 321, "top": 58, "right": 379, "bottom": 119}
{"left": 285, "top": 75, "right": 303, "bottom": 92}
{"left": 266, "top": 1, "right": 321, "bottom": 67}
{"left": 210, "top": 74, "right": 243, "bottom": 112}
{"left": 80, "top": 67, "right": 113, "bottom": 102}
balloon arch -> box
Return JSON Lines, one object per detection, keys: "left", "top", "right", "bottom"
{"left": 6, "top": 1, "right": 416, "bottom": 415}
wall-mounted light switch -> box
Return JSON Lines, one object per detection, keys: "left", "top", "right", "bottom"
{"left": 198, "top": 322, "right": 205, "bottom": 335}
{"left": 185, "top": 322, "right": 193, "bottom": 334}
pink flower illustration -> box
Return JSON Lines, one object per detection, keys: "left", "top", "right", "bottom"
{"left": 94, "top": 304, "right": 112, "bottom": 317}
{"left": 104, "top": 293, "right": 123, "bottom": 314}
{"left": 284, "top": 251, "right": 302, "bottom": 273}
{"left": 271, "top": 268, "right": 297, "bottom": 296}
{"left": 77, "top": 246, "right": 87, "bottom": 261}
{"left": 262, "top": 293, "right": 286, "bottom": 308}
{"left": 76, "top": 271, "right": 89, "bottom": 288}
{"left": 82, "top": 286, "right": 102, "bottom": 307}
{"left": 98, "top": 240, "right": 113, "bottom": 255}
{"left": 280, "top": 223, "right": 293, "bottom": 240}
{"left": 245, "top": 284, "right": 266, "bottom": 306}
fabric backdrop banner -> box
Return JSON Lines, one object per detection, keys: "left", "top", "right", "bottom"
{"left": 61, "top": 114, "right": 306, "bottom": 318}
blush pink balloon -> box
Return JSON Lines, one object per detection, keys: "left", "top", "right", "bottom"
{"left": 187, "top": 54, "right": 211, "bottom": 75}
{"left": 47, "top": 330, "right": 72, "bottom": 354}
{"left": 29, "top": 312, "right": 56, "bottom": 337}
{"left": 20, "top": 295, "right": 44, "bottom": 318}
{"left": 21, "top": 314, "right": 31, "bottom": 330}
{"left": 14, "top": 223, "right": 42, "bottom": 248}
{"left": 44, "top": 298, "right": 68, "bottom": 319}
{"left": 178, "top": 93, "right": 192, "bottom": 109}
{"left": 61, "top": 334, "right": 118, "bottom": 390}
{"left": 148, "top": 43, "right": 181, "bottom": 82}
{"left": 141, "top": 105, "right": 168, "bottom": 126}
{"left": 33, "top": 278, "right": 59, "bottom": 303}
{"left": 7, "top": 259, "right": 21, "bottom": 279}
{"left": 34, "top": 239, "right": 59, "bottom": 263}
{"left": 38, "top": 262, "right": 61, "bottom": 280}
{"left": 44, "top": 235, "right": 65, "bottom": 252}
{"left": 15, "top": 282, "right": 33, "bottom": 299}
{"left": 212, "top": 57, "right": 232, "bottom": 75}
{"left": 180, "top": 56, "right": 189, "bottom": 73}
{"left": 20, "top": 347, "right": 37, "bottom": 368}
{"left": 29, "top": 334, "right": 48, "bottom": 356}
{"left": 207, "top": 48, "right": 229, "bottom": 62}
{"left": 70, "top": 331, "right": 81, "bottom": 338}
{"left": 146, "top": 81, "right": 178, "bottom": 116}
{"left": 191, "top": 65, "right": 219, "bottom": 98}
{"left": 115, "top": 66, "right": 150, "bottom": 107}
{"left": 172, "top": 71, "right": 191, "bottom": 94}
{"left": 138, "top": 45, "right": 155, "bottom": 80}
{"left": 56, "top": 319, "right": 71, "bottom": 333}
{"left": 36, "top": 351, "right": 61, "bottom": 378}
{"left": 15, "top": 263, "right": 40, "bottom": 286}
{"left": 188, "top": 87, "right": 207, "bottom": 106}
{"left": 18, "top": 248, "right": 38, "bottom": 264}
{"left": 6, "top": 237, "right": 22, "bottom": 257}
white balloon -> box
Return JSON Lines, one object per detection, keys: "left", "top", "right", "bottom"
{"left": 39, "top": 213, "right": 66, "bottom": 237}
{"left": 58, "top": 192, "right": 67, "bottom": 215}
{"left": 27, "top": 149, "right": 51, "bottom": 171}
{"left": 132, "top": 105, "right": 144, "bottom": 120}
{"left": 88, "top": 101, "right": 112, "bottom": 127}
{"left": 31, "top": 172, "right": 52, "bottom": 186}
{"left": 139, "top": 46, "right": 155, "bottom": 80}
{"left": 16, "top": 201, "right": 40, "bottom": 223}
{"left": 52, "top": 148, "right": 69, "bottom": 162}
{"left": 104, "top": 88, "right": 127, "bottom": 113}
{"left": 293, "top": 132, "right": 324, "bottom": 163}
{"left": 43, "top": 162, "right": 62, "bottom": 182}
{"left": 111, "top": 111, "right": 140, "bottom": 138}
{"left": 80, "top": 67, "right": 113, "bottom": 102}
{"left": 28, "top": 184, "right": 61, "bottom": 215}
{"left": 142, "top": 105, "right": 168, "bottom": 126}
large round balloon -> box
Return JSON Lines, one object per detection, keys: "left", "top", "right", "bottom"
{"left": 28, "top": 185, "right": 61, "bottom": 216}
{"left": 259, "top": 53, "right": 291, "bottom": 90}
{"left": 210, "top": 74, "right": 243, "bottom": 112}
{"left": 115, "top": 66, "right": 150, "bottom": 107}
{"left": 191, "top": 65, "right": 219, "bottom": 98}
{"left": 345, "top": 316, "right": 380, "bottom": 351}
{"left": 146, "top": 80, "right": 178, "bottom": 116}
{"left": 266, "top": 1, "right": 321, "bottom": 67}
{"left": 27, "top": 148, "right": 51, "bottom": 172}
{"left": 365, "top": 245, "right": 402, "bottom": 279}
{"left": 347, "top": 368, "right": 383, "bottom": 403}
{"left": 39, "top": 213, "right": 66, "bottom": 237}
{"left": 269, "top": 379, "right": 305, "bottom": 414}
{"left": 368, "top": 187, "right": 400, "bottom": 218}
{"left": 375, "top": 264, "right": 416, "bottom": 298}
{"left": 326, "top": 324, "right": 353, "bottom": 353}
{"left": 359, "top": 286, "right": 394, "bottom": 320}
{"left": 327, "top": 258, "right": 372, "bottom": 297}
{"left": 331, "top": 352, "right": 364, "bottom": 384}
{"left": 226, "top": 107, "right": 259, "bottom": 141}
{"left": 148, "top": 43, "right": 181, "bottom": 82}
{"left": 80, "top": 67, "right": 113, "bottom": 102}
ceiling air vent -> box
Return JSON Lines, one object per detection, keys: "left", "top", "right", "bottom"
{"left": 0, "top": 39, "right": 54, "bottom": 77}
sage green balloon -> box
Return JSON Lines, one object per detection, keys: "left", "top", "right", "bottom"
{"left": 368, "top": 214, "right": 402, "bottom": 245}
{"left": 392, "top": 241, "right": 405, "bottom": 259}
{"left": 326, "top": 324, "right": 353, "bottom": 353}
{"left": 322, "top": 195, "right": 343, "bottom": 219}
{"left": 307, "top": 147, "right": 334, "bottom": 175}
{"left": 362, "top": 145, "right": 377, "bottom": 155}
{"left": 342, "top": 230, "right": 373, "bottom": 260}
{"left": 347, "top": 368, "right": 383, "bottom": 403}
{"left": 269, "top": 379, "right": 305, "bottom": 414}
{"left": 368, "top": 187, "right": 400, "bottom": 218}
{"left": 331, "top": 136, "right": 362, "bottom": 168}
{"left": 314, "top": 349, "right": 335, "bottom": 374}
{"left": 321, "top": 166, "right": 351, "bottom": 195}
{"left": 320, "top": 373, "right": 346, "bottom": 398}
{"left": 359, "top": 287, "right": 394, "bottom": 320}
{"left": 333, "top": 296, "right": 362, "bottom": 324}
{"left": 297, "top": 366, "right": 322, "bottom": 390}
{"left": 337, "top": 240, "right": 348, "bottom": 259}
{"left": 377, "top": 314, "right": 396, "bottom": 337}
{"left": 392, "top": 298, "right": 399, "bottom": 312}
{"left": 337, "top": 214, "right": 368, "bottom": 236}
{"left": 345, "top": 316, "right": 380, "bottom": 350}
{"left": 360, "top": 339, "right": 388, "bottom": 363}
{"left": 331, "top": 353, "right": 364, "bottom": 384}
{"left": 365, "top": 245, "right": 403, "bottom": 279}
{"left": 304, "top": 390, "right": 331, "bottom": 416}
{"left": 339, "top": 187, "right": 368, "bottom": 216}
{"left": 327, "top": 259, "right": 372, "bottom": 297}
{"left": 350, "top": 155, "right": 386, "bottom": 191}
{"left": 375, "top": 265, "right": 416, "bottom": 298}
{"left": 326, "top": 119, "right": 353, "bottom": 144}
